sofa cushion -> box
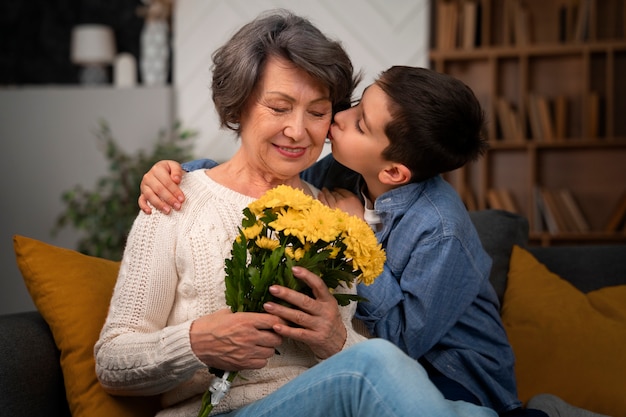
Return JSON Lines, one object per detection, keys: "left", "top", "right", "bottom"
{"left": 502, "top": 245, "right": 626, "bottom": 417}
{"left": 13, "top": 235, "right": 161, "bottom": 417}
{"left": 469, "top": 209, "right": 529, "bottom": 304}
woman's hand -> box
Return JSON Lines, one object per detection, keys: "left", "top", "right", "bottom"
{"left": 263, "top": 267, "right": 347, "bottom": 359}
{"left": 318, "top": 187, "right": 365, "bottom": 220}
{"left": 139, "top": 160, "right": 186, "bottom": 214}
{"left": 189, "top": 309, "right": 285, "bottom": 371}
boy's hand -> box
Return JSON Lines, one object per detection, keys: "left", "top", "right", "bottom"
{"left": 318, "top": 188, "right": 365, "bottom": 220}
{"left": 139, "top": 160, "right": 185, "bottom": 214}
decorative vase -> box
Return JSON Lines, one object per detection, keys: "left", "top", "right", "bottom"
{"left": 140, "top": 19, "right": 169, "bottom": 86}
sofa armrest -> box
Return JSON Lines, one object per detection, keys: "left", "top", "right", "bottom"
{"left": 0, "top": 311, "right": 70, "bottom": 417}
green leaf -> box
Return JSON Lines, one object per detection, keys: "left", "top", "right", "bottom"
{"left": 332, "top": 293, "right": 367, "bottom": 306}
{"left": 241, "top": 208, "right": 257, "bottom": 228}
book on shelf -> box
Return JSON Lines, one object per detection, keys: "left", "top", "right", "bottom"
{"left": 527, "top": 93, "right": 544, "bottom": 142}
{"left": 553, "top": 95, "right": 568, "bottom": 140}
{"left": 488, "top": 188, "right": 519, "bottom": 213}
{"left": 587, "top": 91, "right": 600, "bottom": 139}
{"left": 557, "top": 189, "right": 590, "bottom": 232}
{"left": 535, "top": 187, "right": 559, "bottom": 234}
{"left": 460, "top": 0, "right": 478, "bottom": 49}
{"left": 486, "top": 188, "right": 504, "bottom": 210}
{"left": 574, "top": 0, "right": 593, "bottom": 42}
{"left": 535, "top": 188, "right": 590, "bottom": 234}
{"left": 604, "top": 192, "right": 626, "bottom": 232}
{"left": 536, "top": 96, "right": 555, "bottom": 142}
{"left": 436, "top": 1, "right": 459, "bottom": 50}
{"left": 501, "top": 0, "right": 532, "bottom": 46}
{"left": 497, "top": 189, "right": 519, "bottom": 214}
{"left": 532, "top": 187, "right": 545, "bottom": 233}
{"left": 540, "top": 188, "right": 568, "bottom": 233}
{"left": 496, "top": 97, "right": 524, "bottom": 143}
{"left": 558, "top": 0, "right": 582, "bottom": 42}
{"left": 512, "top": 0, "right": 531, "bottom": 45}
{"left": 527, "top": 93, "right": 555, "bottom": 143}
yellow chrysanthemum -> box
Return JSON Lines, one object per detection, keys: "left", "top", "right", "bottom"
{"left": 299, "top": 202, "right": 343, "bottom": 244}
{"left": 356, "top": 245, "right": 386, "bottom": 285}
{"left": 340, "top": 215, "right": 385, "bottom": 284}
{"left": 248, "top": 184, "right": 314, "bottom": 215}
{"left": 326, "top": 245, "right": 341, "bottom": 259}
{"left": 270, "top": 207, "right": 307, "bottom": 243}
{"left": 284, "top": 246, "right": 306, "bottom": 261}
{"left": 241, "top": 222, "right": 264, "bottom": 240}
{"left": 254, "top": 236, "right": 279, "bottom": 251}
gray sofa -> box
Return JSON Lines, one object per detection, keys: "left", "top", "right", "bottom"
{"left": 1, "top": 209, "right": 625, "bottom": 417}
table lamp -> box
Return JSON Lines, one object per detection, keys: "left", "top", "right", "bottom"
{"left": 70, "top": 24, "right": 116, "bottom": 85}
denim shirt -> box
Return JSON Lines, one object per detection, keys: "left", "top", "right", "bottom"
{"left": 184, "top": 156, "right": 521, "bottom": 413}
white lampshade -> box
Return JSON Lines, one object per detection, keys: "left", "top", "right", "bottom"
{"left": 70, "top": 25, "right": 116, "bottom": 65}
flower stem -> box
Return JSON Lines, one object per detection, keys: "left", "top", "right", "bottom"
{"left": 197, "top": 370, "right": 238, "bottom": 417}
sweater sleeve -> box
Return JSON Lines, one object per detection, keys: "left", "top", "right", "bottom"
{"left": 94, "top": 208, "right": 205, "bottom": 396}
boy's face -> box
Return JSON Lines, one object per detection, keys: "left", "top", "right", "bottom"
{"left": 328, "top": 84, "right": 392, "bottom": 180}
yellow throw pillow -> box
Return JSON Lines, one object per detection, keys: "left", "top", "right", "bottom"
{"left": 502, "top": 245, "right": 626, "bottom": 417}
{"left": 13, "top": 235, "right": 161, "bottom": 417}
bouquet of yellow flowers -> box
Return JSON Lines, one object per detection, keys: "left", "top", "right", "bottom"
{"left": 198, "top": 184, "right": 386, "bottom": 417}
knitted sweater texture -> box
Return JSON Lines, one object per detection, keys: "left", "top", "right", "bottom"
{"left": 94, "top": 170, "right": 365, "bottom": 416}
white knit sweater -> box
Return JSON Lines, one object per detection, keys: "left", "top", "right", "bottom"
{"left": 94, "top": 170, "right": 366, "bottom": 416}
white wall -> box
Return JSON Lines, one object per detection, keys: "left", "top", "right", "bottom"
{"left": 173, "top": 0, "right": 431, "bottom": 162}
{"left": 0, "top": 86, "right": 173, "bottom": 314}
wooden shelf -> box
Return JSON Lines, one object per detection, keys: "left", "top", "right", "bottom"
{"left": 430, "top": 41, "right": 626, "bottom": 60}
{"left": 432, "top": 0, "right": 626, "bottom": 245}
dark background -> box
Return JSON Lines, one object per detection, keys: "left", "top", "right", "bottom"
{"left": 0, "top": 0, "right": 158, "bottom": 85}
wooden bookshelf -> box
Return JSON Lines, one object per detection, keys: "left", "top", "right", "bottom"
{"left": 431, "top": 0, "right": 626, "bottom": 246}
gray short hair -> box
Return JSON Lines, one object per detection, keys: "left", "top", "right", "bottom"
{"left": 211, "top": 9, "right": 361, "bottom": 132}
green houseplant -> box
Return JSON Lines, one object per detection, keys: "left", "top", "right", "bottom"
{"left": 53, "top": 120, "right": 197, "bottom": 261}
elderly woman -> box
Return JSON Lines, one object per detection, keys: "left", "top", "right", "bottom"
{"left": 94, "top": 9, "right": 497, "bottom": 417}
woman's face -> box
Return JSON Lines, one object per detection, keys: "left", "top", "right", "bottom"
{"left": 328, "top": 83, "right": 392, "bottom": 180}
{"left": 238, "top": 56, "right": 332, "bottom": 181}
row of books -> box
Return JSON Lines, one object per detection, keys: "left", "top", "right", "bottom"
{"left": 486, "top": 188, "right": 519, "bottom": 214}
{"left": 496, "top": 92, "right": 601, "bottom": 142}
{"left": 435, "top": 0, "right": 480, "bottom": 50}
{"left": 435, "top": 0, "right": 596, "bottom": 51}
{"left": 564, "top": 0, "right": 595, "bottom": 43}
{"left": 534, "top": 187, "right": 590, "bottom": 234}
{"left": 468, "top": 186, "right": 626, "bottom": 234}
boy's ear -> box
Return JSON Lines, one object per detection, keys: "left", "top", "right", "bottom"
{"left": 379, "top": 163, "right": 412, "bottom": 186}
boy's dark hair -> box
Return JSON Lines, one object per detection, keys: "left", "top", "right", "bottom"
{"left": 211, "top": 9, "right": 361, "bottom": 133}
{"left": 376, "top": 66, "right": 488, "bottom": 182}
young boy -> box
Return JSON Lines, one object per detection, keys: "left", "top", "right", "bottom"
{"left": 139, "top": 67, "right": 587, "bottom": 417}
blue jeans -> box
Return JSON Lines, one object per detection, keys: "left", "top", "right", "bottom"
{"left": 216, "top": 339, "right": 497, "bottom": 417}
